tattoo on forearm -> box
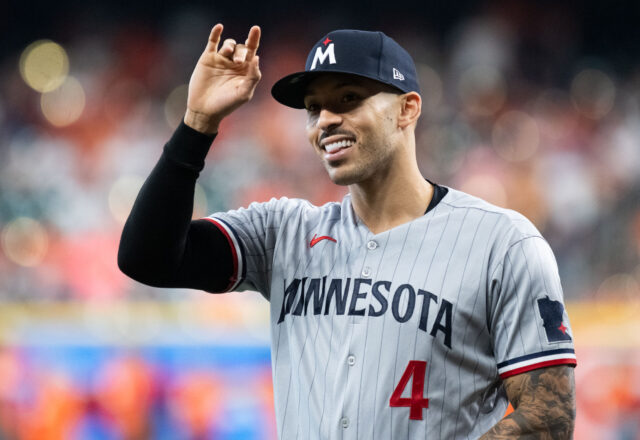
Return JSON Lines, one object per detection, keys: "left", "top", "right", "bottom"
{"left": 480, "top": 366, "right": 576, "bottom": 439}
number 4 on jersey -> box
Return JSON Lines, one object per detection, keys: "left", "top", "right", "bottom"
{"left": 389, "top": 360, "right": 429, "bottom": 420}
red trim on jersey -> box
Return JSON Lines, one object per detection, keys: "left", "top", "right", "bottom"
{"left": 499, "top": 358, "right": 577, "bottom": 379}
{"left": 202, "top": 217, "right": 238, "bottom": 292}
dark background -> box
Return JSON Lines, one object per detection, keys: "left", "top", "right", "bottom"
{"left": 4, "top": 0, "right": 639, "bottom": 70}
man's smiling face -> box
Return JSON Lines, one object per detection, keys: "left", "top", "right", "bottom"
{"left": 304, "top": 74, "right": 404, "bottom": 186}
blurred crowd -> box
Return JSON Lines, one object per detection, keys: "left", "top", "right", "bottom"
{"left": 0, "top": 345, "right": 275, "bottom": 439}
{"left": 0, "top": 6, "right": 639, "bottom": 303}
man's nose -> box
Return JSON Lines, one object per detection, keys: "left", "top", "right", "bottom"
{"left": 317, "top": 108, "right": 343, "bottom": 130}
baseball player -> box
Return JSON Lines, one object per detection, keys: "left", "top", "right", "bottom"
{"left": 119, "top": 24, "right": 577, "bottom": 439}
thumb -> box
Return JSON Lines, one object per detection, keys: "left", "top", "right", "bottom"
{"left": 249, "top": 55, "right": 262, "bottom": 81}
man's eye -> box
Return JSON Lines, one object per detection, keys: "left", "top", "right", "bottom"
{"left": 306, "top": 103, "right": 320, "bottom": 112}
{"left": 341, "top": 93, "right": 359, "bottom": 103}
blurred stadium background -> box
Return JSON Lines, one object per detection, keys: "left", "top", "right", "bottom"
{"left": 1, "top": 0, "right": 639, "bottom": 438}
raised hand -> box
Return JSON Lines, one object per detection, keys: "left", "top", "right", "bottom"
{"left": 184, "top": 24, "right": 262, "bottom": 134}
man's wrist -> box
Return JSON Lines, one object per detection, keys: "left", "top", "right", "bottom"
{"left": 164, "top": 121, "right": 217, "bottom": 172}
{"left": 183, "top": 108, "right": 222, "bottom": 135}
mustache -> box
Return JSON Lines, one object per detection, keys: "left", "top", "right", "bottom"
{"left": 319, "top": 129, "right": 356, "bottom": 144}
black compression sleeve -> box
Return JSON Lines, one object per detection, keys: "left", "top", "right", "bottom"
{"left": 117, "top": 122, "right": 234, "bottom": 293}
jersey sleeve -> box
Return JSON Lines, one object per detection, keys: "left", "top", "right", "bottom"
{"left": 489, "top": 235, "right": 577, "bottom": 379}
{"left": 203, "top": 197, "right": 302, "bottom": 297}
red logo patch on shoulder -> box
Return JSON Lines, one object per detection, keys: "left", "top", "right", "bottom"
{"left": 310, "top": 234, "right": 337, "bottom": 248}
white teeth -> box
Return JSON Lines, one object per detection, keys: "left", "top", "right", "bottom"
{"left": 324, "top": 139, "right": 354, "bottom": 153}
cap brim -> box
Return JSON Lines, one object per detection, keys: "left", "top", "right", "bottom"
{"left": 271, "top": 70, "right": 405, "bottom": 109}
{"left": 271, "top": 71, "right": 319, "bottom": 109}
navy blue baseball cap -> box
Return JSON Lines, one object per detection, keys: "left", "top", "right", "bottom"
{"left": 271, "top": 29, "right": 420, "bottom": 109}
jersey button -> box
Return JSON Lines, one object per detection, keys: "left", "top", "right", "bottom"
{"left": 367, "top": 240, "right": 378, "bottom": 250}
{"left": 347, "top": 355, "right": 356, "bottom": 366}
{"left": 362, "top": 267, "right": 371, "bottom": 277}
{"left": 341, "top": 417, "right": 350, "bottom": 428}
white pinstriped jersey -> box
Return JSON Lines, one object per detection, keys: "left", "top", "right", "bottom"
{"left": 206, "top": 187, "right": 576, "bottom": 439}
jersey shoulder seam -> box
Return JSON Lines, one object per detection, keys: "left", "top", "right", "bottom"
{"left": 489, "top": 234, "right": 545, "bottom": 279}
{"left": 503, "top": 234, "right": 546, "bottom": 253}
{"left": 440, "top": 200, "right": 532, "bottom": 223}
{"left": 440, "top": 200, "right": 506, "bottom": 215}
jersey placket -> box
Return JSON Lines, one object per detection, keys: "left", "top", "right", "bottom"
{"left": 338, "top": 230, "right": 388, "bottom": 439}
{"left": 349, "top": 232, "right": 383, "bottom": 324}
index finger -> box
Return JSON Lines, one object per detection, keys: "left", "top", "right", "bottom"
{"left": 244, "top": 25, "right": 261, "bottom": 61}
{"left": 206, "top": 23, "right": 224, "bottom": 53}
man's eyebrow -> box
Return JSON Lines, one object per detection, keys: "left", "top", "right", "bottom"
{"left": 333, "top": 81, "right": 364, "bottom": 89}
{"left": 305, "top": 81, "right": 366, "bottom": 97}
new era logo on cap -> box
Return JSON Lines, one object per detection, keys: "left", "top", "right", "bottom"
{"left": 271, "top": 29, "right": 420, "bottom": 109}
{"left": 393, "top": 68, "right": 405, "bottom": 81}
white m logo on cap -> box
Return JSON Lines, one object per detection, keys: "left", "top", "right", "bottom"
{"left": 310, "top": 43, "right": 336, "bottom": 70}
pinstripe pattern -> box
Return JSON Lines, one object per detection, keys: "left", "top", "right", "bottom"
{"left": 208, "top": 188, "right": 576, "bottom": 439}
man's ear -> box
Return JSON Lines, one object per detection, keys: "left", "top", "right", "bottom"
{"left": 397, "top": 92, "right": 422, "bottom": 129}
